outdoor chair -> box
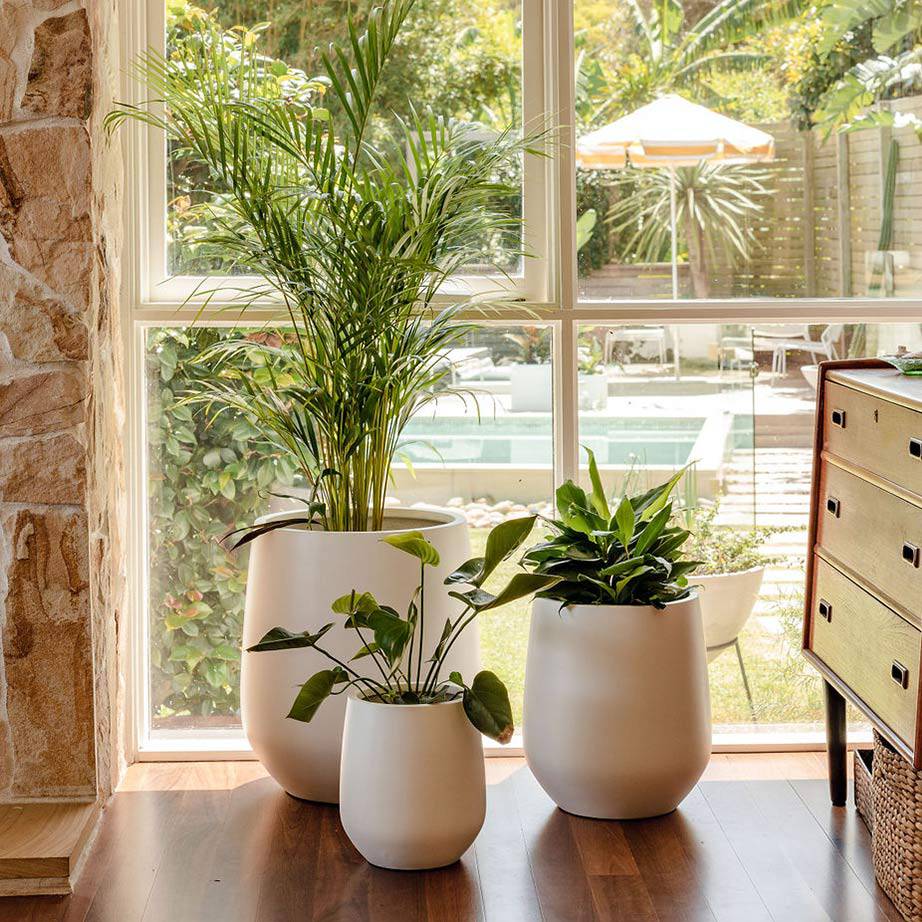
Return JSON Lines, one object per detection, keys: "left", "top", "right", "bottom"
{"left": 755, "top": 323, "right": 843, "bottom": 381}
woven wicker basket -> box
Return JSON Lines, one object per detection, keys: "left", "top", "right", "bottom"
{"left": 855, "top": 747, "right": 874, "bottom": 831}
{"left": 872, "top": 732, "right": 922, "bottom": 921}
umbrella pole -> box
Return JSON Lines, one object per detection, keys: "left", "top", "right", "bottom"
{"left": 669, "top": 168, "right": 678, "bottom": 300}
{"left": 669, "top": 168, "right": 681, "bottom": 378}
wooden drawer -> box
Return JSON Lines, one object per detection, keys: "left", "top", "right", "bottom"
{"left": 810, "top": 557, "right": 920, "bottom": 747}
{"left": 817, "top": 460, "right": 922, "bottom": 619}
{"left": 824, "top": 379, "right": 922, "bottom": 497}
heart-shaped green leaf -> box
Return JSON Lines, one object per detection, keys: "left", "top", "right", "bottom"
{"left": 287, "top": 667, "right": 348, "bottom": 722}
{"left": 380, "top": 531, "right": 440, "bottom": 566}
{"left": 247, "top": 622, "right": 333, "bottom": 652}
{"left": 459, "top": 670, "right": 514, "bottom": 744}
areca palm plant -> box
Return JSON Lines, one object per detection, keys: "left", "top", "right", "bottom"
{"left": 606, "top": 161, "right": 770, "bottom": 298}
{"left": 108, "top": 0, "right": 542, "bottom": 533}
{"left": 599, "top": 0, "right": 805, "bottom": 120}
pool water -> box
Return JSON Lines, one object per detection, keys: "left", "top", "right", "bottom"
{"left": 398, "top": 416, "right": 705, "bottom": 467}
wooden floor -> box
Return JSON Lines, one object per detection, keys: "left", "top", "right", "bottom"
{"left": 0, "top": 753, "right": 901, "bottom": 922}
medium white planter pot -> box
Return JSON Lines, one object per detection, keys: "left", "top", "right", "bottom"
{"left": 523, "top": 595, "right": 710, "bottom": 819}
{"left": 696, "top": 566, "right": 764, "bottom": 662}
{"left": 509, "top": 364, "right": 553, "bottom": 412}
{"left": 241, "top": 507, "right": 479, "bottom": 804}
{"left": 339, "top": 694, "right": 486, "bottom": 869}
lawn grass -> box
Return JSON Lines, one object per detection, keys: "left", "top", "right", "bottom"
{"left": 471, "top": 527, "right": 827, "bottom": 732}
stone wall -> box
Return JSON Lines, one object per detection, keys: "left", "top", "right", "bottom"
{"left": 0, "top": 0, "right": 123, "bottom": 801}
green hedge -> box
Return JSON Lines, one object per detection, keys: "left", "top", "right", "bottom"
{"left": 147, "top": 328, "right": 296, "bottom": 722}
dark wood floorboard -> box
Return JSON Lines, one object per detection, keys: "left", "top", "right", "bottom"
{"left": 2, "top": 758, "right": 902, "bottom": 922}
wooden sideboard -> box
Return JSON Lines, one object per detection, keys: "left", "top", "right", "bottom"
{"left": 802, "top": 359, "right": 922, "bottom": 806}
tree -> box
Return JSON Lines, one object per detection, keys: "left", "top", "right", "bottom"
{"left": 591, "top": 0, "right": 805, "bottom": 122}
{"left": 811, "top": 0, "right": 922, "bottom": 136}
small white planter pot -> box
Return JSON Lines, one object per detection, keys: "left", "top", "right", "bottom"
{"left": 241, "top": 507, "right": 478, "bottom": 804}
{"left": 523, "top": 595, "right": 710, "bottom": 819}
{"left": 339, "top": 694, "right": 486, "bottom": 869}
{"left": 696, "top": 566, "right": 764, "bottom": 662}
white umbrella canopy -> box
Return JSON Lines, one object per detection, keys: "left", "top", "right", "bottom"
{"left": 576, "top": 93, "right": 775, "bottom": 170}
{"left": 577, "top": 94, "right": 775, "bottom": 305}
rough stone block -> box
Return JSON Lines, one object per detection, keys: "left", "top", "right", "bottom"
{"left": 22, "top": 11, "right": 92, "bottom": 120}
{"left": 0, "top": 125, "right": 93, "bottom": 310}
{"left": 0, "top": 431, "right": 85, "bottom": 505}
{"left": 0, "top": 507, "right": 95, "bottom": 799}
{"left": 0, "top": 365, "right": 86, "bottom": 437}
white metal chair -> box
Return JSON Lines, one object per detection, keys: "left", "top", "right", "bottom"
{"left": 754, "top": 324, "right": 843, "bottom": 381}
{"left": 603, "top": 326, "right": 669, "bottom": 366}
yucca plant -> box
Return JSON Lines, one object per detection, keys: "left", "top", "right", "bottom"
{"left": 606, "top": 162, "right": 770, "bottom": 298}
{"left": 521, "top": 450, "right": 699, "bottom": 608}
{"left": 107, "top": 0, "right": 544, "bottom": 533}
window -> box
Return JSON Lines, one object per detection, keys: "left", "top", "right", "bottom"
{"left": 123, "top": 0, "right": 922, "bottom": 754}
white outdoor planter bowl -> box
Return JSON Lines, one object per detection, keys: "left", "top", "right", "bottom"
{"left": 696, "top": 566, "right": 764, "bottom": 662}
{"left": 241, "top": 507, "right": 478, "bottom": 803}
{"left": 523, "top": 595, "right": 710, "bottom": 819}
{"left": 339, "top": 694, "right": 486, "bottom": 869}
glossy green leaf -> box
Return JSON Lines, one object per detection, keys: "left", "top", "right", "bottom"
{"left": 287, "top": 667, "right": 348, "bottom": 722}
{"left": 614, "top": 495, "right": 635, "bottom": 548}
{"left": 584, "top": 446, "right": 610, "bottom": 517}
{"left": 380, "top": 531, "right": 440, "bottom": 566}
{"left": 246, "top": 622, "right": 333, "bottom": 653}
{"left": 455, "top": 670, "right": 514, "bottom": 743}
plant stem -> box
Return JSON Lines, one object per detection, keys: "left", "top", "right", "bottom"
{"left": 416, "top": 560, "right": 425, "bottom": 693}
{"left": 422, "top": 603, "right": 474, "bottom": 695}
{"left": 313, "top": 643, "right": 389, "bottom": 696}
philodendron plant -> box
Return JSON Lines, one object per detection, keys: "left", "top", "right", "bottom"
{"left": 521, "top": 450, "right": 700, "bottom": 608}
{"left": 248, "top": 516, "right": 559, "bottom": 742}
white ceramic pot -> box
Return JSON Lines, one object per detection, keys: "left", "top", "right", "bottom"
{"left": 241, "top": 507, "right": 479, "bottom": 803}
{"left": 339, "top": 694, "right": 486, "bottom": 869}
{"left": 696, "top": 566, "right": 764, "bottom": 663}
{"left": 523, "top": 595, "right": 710, "bottom": 819}
{"left": 578, "top": 372, "right": 608, "bottom": 411}
{"left": 509, "top": 364, "right": 553, "bottom": 412}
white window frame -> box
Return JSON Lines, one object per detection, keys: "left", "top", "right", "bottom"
{"left": 120, "top": 0, "right": 921, "bottom": 761}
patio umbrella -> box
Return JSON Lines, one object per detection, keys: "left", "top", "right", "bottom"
{"left": 576, "top": 94, "right": 775, "bottom": 300}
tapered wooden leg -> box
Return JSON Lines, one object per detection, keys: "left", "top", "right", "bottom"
{"left": 824, "top": 680, "right": 848, "bottom": 806}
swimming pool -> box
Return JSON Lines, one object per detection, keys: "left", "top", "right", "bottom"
{"left": 397, "top": 416, "right": 706, "bottom": 467}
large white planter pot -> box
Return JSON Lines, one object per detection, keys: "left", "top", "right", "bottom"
{"left": 523, "top": 595, "right": 710, "bottom": 819}
{"left": 696, "top": 566, "right": 764, "bottom": 662}
{"left": 340, "top": 694, "right": 485, "bottom": 869}
{"left": 241, "top": 507, "right": 479, "bottom": 803}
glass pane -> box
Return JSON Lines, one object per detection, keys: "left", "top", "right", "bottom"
{"left": 145, "top": 323, "right": 552, "bottom": 735}
{"left": 576, "top": 321, "right": 922, "bottom": 738}
{"left": 165, "top": 1, "right": 523, "bottom": 277}
{"left": 574, "top": 1, "right": 922, "bottom": 302}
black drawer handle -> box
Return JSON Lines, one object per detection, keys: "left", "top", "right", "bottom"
{"left": 831, "top": 408, "right": 847, "bottom": 428}
{"left": 818, "top": 599, "right": 832, "bottom": 622}
{"left": 903, "top": 542, "right": 921, "bottom": 567}
{"left": 911, "top": 437, "right": 922, "bottom": 459}
{"left": 892, "top": 661, "right": 910, "bottom": 689}
{"left": 826, "top": 497, "right": 841, "bottom": 517}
